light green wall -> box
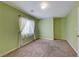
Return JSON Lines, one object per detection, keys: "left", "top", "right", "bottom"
{"left": 64, "top": 2, "right": 79, "bottom": 51}
{"left": 61, "top": 18, "right": 66, "bottom": 40}
{"left": 53, "top": 2, "right": 78, "bottom": 51}
{"left": 54, "top": 5, "right": 77, "bottom": 51}
{"left": 0, "top": 1, "right": 78, "bottom": 55}
{"left": 0, "top": 2, "right": 22, "bottom": 54}
{"left": 38, "top": 18, "right": 53, "bottom": 40}
{"left": 54, "top": 18, "right": 65, "bottom": 40}
{"left": 65, "top": 5, "right": 77, "bottom": 51}
{"left": 53, "top": 2, "right": 78, "bottom": 52}
{"left": 0, "top": 2, "right": 39, "bottom": 55}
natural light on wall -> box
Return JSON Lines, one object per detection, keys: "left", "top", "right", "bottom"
{"left": 19, "top": 17, "right": 35, "bottom": 39}
{"left": 40, "top": 1, "right": 48, "bottom": 10}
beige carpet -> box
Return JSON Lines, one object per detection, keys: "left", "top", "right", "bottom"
{"left": 4, "top": 39, "right": 77, "bottom": 57}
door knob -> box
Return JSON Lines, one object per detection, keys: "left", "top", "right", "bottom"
{"left": 77, "top": 35, "right": 79, "bottom": 37}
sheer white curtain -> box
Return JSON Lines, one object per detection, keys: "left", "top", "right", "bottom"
{"left": 19, "top": 17, "right": 35, "bottom": 39}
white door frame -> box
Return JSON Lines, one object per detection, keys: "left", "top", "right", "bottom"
{"left": 77, "top": 7, "right": 79, "bottom": 56}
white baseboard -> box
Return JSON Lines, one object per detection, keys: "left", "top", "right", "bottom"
{"left": 0, "top": 47, "right": 19, "bottom": 57}
{"left": 0, "top": 42, "right": 29, "bottom": 57}
{"left": 66, "top": 40, "right": 78, "bottom": 57}
{"left": 39, "top": 37, "right": 54, "bottom": 40}
{"left": 0, "top": 40, "right": 34, "bottom": 57}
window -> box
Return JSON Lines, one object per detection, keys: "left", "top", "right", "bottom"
{"left": 19, "top": 17, "right": 35, "bottom": 38}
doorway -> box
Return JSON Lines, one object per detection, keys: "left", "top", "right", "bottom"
{"left": 53, "top": 17, "right": 65, "bottom": 40}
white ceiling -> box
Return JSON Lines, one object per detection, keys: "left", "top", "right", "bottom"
{"left": 3, "top": 1, "right": 76, "bottom": 19}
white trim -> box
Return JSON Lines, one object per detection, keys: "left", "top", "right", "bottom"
{"left": 21, "top": 40, "right": 33, "bottom": 47}
{"left": 77, "top": 7, "right": 79, "bottom": 57}
{"left": 77, "top": 39, "right": 79, "bottom": 57}
{"left": 66, "top": 40, "right": 78, "bottom": 57}
{"left": 39, "top": 37, "right": 54, "bottom": 40}
{"left": 0, "top": 40, "right": 34, "bottom": 57}
{"left": 0, "top": 47, "right": 19, "bottom": 57}
{"left": 0, "top": 42, "right": 31, "bottom": 56}
{"left": 0, "top": 40, "right": 33, "bottom": 57}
